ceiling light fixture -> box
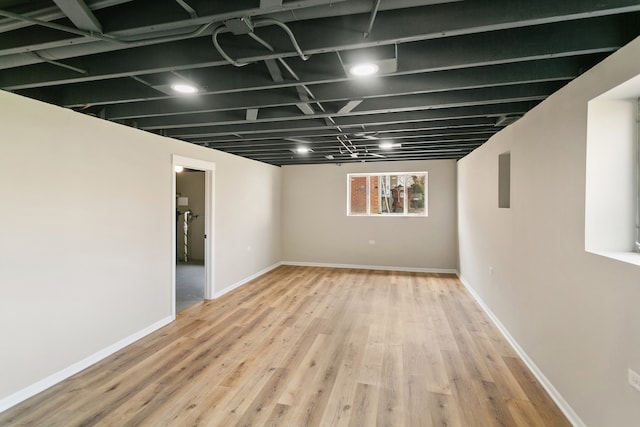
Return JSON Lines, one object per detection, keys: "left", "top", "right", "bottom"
{"left": 175, "top": 165, "right": 184, "bottom": 172}
{"left": 171, "top": 83, "right": 198, "bottom": 94}
{"left": 349, "top": 63, "right": 379, "bottom": 77}
{"left": 379, "top": 141, "right": 401, "bottom": 150}
{"left": 296, "top": 147, "right": 311, "bottom": 154}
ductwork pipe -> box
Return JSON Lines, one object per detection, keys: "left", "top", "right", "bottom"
{"left": 212, "top": 17, "right": 309, "bottom": 67}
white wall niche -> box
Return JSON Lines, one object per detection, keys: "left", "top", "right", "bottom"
{"left": 585, "top": 73, "right": 640, "bottom": 265}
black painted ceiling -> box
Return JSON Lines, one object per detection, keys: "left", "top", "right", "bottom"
{"left": 1, "top": 0, "right": 639, "bottom": 165}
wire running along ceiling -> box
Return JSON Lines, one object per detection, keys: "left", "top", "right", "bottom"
{"left": 1, "top": 0, "right": 639, "bottom": 165}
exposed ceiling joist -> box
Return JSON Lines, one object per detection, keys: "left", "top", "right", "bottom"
{"left": 295, "top": 102, "right": 316, "bottom": 115}
{"left": 338, "top": 100, "right": 363, "bottom": 114}
{"left": 1, "top": 0, "right": 638, "bottom": 165}
{"left": 0, "top": 14, "right": 625, "bottom": 92}
{"left": 53, "top": 0, "right": 103, "bottom": 33}
{"left": 264, "top": 58, "right": 283, "bottom": 82}
{"left": 0, "top": 0, "right": 132, "bottom": 33}
{"left": 260, "top": 0, "right": 283, "bottom": 8}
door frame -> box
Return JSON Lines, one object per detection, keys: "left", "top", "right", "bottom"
{"left": 171, "top": 155, "right": 216, "bottom": 318}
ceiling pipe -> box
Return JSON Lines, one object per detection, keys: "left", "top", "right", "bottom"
{"left": 175, "top": 0, "right": 198, "bottom": 19}
{"left": 255, "top": 19, "right": 309, "bottom": 61}
{"left": 30, "top": 51, "right": 88, "bottom": 74}
{"left": 0, "top": 0, "right": 437, "bottom": 70}
{"left": 246, "top": 31, "right": 321, "bottom": 111}
{"left": 225, "top": 27, "right": 330, "bottom": 122}
{"left": 212, "top": 17, "right": 310, "bottom": 67}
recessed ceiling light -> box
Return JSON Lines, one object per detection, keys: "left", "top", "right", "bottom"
{"left": 175, "top": 165, "right": 184, "bottom": 173}
{"left": 379, "top": 141, "right": 401, "bottom": 150}
{"left": 171, "top": 83, "right": 198, "bottom": 94}
{"left": 349, "top": 63, "right": 379, "bottom": 77}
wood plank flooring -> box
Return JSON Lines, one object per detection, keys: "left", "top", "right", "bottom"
{"left": 0, "top": 266, "right": 571, "bottom": 426}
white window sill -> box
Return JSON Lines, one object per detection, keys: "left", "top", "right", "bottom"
{"left": 588, "top": 250, "right": 640, "bottom": 267}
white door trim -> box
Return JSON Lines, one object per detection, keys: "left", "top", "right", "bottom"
{"left": 172, "top": 155, "right": 216, "bottom": 318}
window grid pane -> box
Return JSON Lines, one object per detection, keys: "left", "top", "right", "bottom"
{"left": 408, "top": 174, "right": 426, "bottom": 215}
{"left": 349, "top": 175, "right": 367, "bottom": 215}
{"left": 348, "top": 172, "right": 428, "bottom": 217}
{"left": 368, "top": 175, "right": 380, "bottom": 214}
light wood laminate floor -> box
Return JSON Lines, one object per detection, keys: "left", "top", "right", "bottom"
{"left": 0, "top": 266, "right": 571, "bottom": 426}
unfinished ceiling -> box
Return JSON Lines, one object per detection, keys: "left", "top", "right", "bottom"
{"left": 1, "top": 0, "right": 639, "bottom": 166}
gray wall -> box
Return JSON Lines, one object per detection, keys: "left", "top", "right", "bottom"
{"left": 457, "top": 37, "right": 640, "bottom": 425}
{"left": 176, "top": 171, "right": 205, "bottom": 262}
{"left": 0, "top": 90, "right": 282, "bottom": 404}
{"left": 282, "top": 160, "right": 457, "bottom": 270}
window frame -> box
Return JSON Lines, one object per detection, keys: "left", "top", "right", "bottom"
{"left": 347, "top": 172, "right": 428, "bottom": 217}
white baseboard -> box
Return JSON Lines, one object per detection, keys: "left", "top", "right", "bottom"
{"left": 211, "top": 261, "right": 454, "bottom": 300}
{"left": 213, "top": 262, "right": 283, "bottom": 299}
{"left": 282, "top": 261, "right": 457, "bottom": 274}
{"left": 456, "top": 274, "right": 585, "bottom": 427}
{"left": 0, "top": 315, "right": 173, "bottom": 414}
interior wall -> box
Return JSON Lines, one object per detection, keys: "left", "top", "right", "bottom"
{"left": 282, "top": 160, "right": 457, "bottom": 270}
{"left": 457, "top": 37, "right": 640, "bottom": 426}
{"left": 0, "top": 90, "right": 281, "bottom": 405}
{"left": 176, "top": 171, "right": 205, "bottom": 262}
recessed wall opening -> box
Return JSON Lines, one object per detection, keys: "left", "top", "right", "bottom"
{"left": 585, "top": 73, "right": 640, "bottom": 265}
{"left": 498, "top": 152, "right": 511, "bottom": 209}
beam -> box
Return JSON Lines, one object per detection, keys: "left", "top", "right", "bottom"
{"left": 8, "top": 19, "right": 610, "bottom": 105}
{"left": 183, "top": 117, "right": 510, "bottom": 143}
{"left": 296, "top": 103, "right": 316, "bottom": 115}
{"left": 130, "top": 83, "right": 561, "bottom": 130}
{"left": 0, "top": 3, "right": 634, "bottom": 83}
{"left": 53, "top": 0, "right": 103, "bottom": 33}
{"left": 260, "top": 0, "right": 283, "bottom": 8}
{"left": 338, "top": 100, "right": 363, "bottom": 114}
{"left": 97, "top": 56, "right": 592, "bottom": 119}
{"left": 204, "top": 135, "right": 490, "bottom": 150}
{"left": 166, "top": 102, "right": 538, "bottom": 138}
{"left": 0, "top": 0, "right": 355, "bottom": 63}
{"left": 192, "top": 126, "right": 499, "bottom": 145}
{"left": 0, "top": 0, "right": 132, "bottom": 33}
{"left": 264, "top": 59, "right": 283, "bottom": 82}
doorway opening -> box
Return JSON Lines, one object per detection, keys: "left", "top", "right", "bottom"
{"left": 172, "top": 155, "right": 216, "bottom": 318}
{"left": 176, "top": 168, "right": 205, "bottom": 312}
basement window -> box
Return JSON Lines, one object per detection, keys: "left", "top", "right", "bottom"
{"left": 585, "top": 73, "right": 640, "bottom": 265}
{"left": 347, "top": 172, "right": 428, "bottom": 216}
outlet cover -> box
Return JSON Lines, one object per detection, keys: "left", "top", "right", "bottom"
{"left": 628, "top": 369, "right": 640, "bottom": 392}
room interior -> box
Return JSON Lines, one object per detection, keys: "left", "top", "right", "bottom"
{"left": 1, "top": 1, "right": 640, "bottom": 425}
